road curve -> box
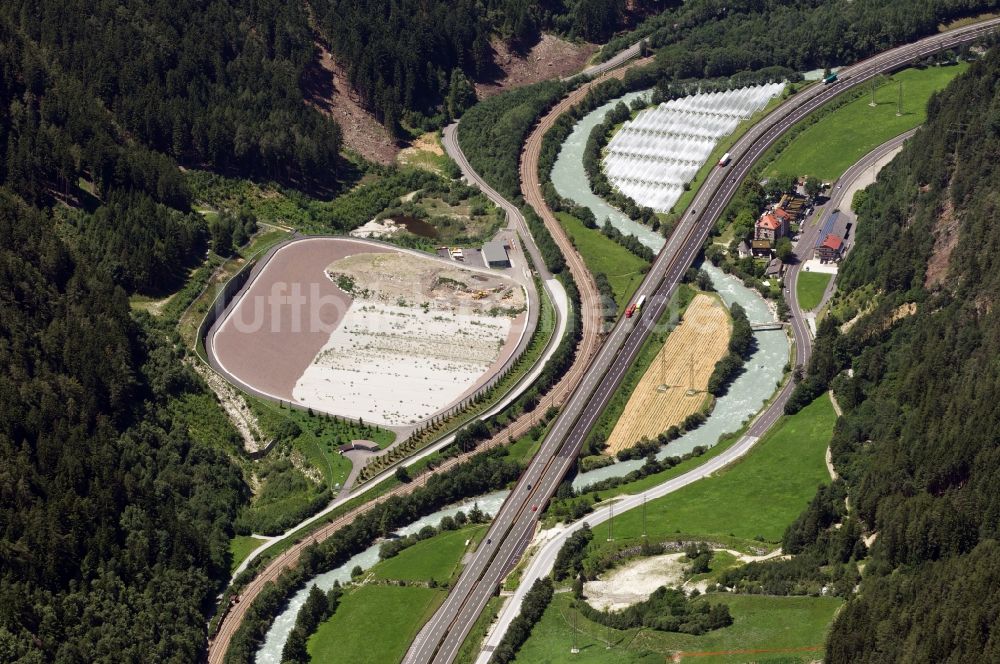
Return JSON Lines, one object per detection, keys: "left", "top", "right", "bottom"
{"left": 472, "top": 127, "right": 922, "bottom": 663}
{"left": 405, "top": 18, "right": 1000, "bottom": 664}
{"left": 404, "top": 51, "right": 657, "bottom": 664}
{"left": 208, "top": 88, "right": 632, "bottom": 664}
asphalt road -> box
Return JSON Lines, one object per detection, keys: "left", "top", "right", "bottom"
{"left": 472, "top": 126, "right": 923, "bottom": 664}
{"left": 565, "top": 40, "right": 645, "bottom": 82}
{"left": 405, "top": 18, "right": 1000, "bottom": 664}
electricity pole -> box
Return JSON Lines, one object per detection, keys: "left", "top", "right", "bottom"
{"left": 607, "top": 502, "right": 614, "bottom": 542}
{"left": 642, "top": 494, "right": 647, "bottom": 539}
{"left": 896, "top": 81, "right": 903, "bottom": 117}
{"left": 869, "top": 78, "right": 877, "bottom": 107}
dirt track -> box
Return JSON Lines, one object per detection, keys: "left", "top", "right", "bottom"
{"left": 207, "top": 56, "right": 655, "bottom": 664}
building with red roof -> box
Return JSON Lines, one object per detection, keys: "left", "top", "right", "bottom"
{"left": 755, "top": 211, "right": 788, "bottom": 242}
{"left": 817, "top": 234, "right": 843, "bottom": 263}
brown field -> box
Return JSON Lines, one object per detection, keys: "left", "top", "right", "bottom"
{"left": 604, "top": 294, "right": 731, "bottom": 456}
{"left": 211, "top": 238, "right": 391, "bottom": 401}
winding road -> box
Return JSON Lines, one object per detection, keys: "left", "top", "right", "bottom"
{"left": 471, "top": 125, "right": 924, "bottom": 664}
{"left": 405, "top": 18, "right": 1000, "bottom": 664}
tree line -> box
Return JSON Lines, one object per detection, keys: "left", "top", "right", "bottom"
{"left": 599, "top": 0, "right": 997, "bottom": 72}
{"left": 0, "top": 188, "right": 247, "bottom": 661}
{"left": 741, "top": 48, "right": 1000, "bottom": 661}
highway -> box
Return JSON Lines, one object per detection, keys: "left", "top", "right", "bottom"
{"left": 405, "top": 18, "right": 1000, "bottom": 664}
{"left": 472, "top": 126, "right": 923, "bottom": 664}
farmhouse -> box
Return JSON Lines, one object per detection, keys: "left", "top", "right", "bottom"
{"left": 764, "top": 257, "right": 784, "bottom": 278}
{"left": 751, "top": 238, "right": 773, "bottom": 257}
{"left": 482, "top": 240, "right": 511, "bottom": 268}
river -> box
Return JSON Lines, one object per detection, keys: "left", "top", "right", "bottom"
{"left": 255, "top": 490, "right": 510, "bottom": 663}
{"left": 550, "top": 90, "right": 666, "bottom": 251}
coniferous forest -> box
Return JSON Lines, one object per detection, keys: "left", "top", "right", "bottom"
{"left": 2, "top": 0, "right": 1000, "bottom": 662}
{"left": 770, "top": 49, "right": 1000, "bottom": 660}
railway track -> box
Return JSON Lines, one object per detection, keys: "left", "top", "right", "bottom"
{"left": 204, "top": 60, "right": 658, "bottom": 664}
{"left": 406, "top": 18, "right": 1000, "bottom": 664}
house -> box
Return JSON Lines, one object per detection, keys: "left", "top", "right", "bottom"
{"left": 755, "top": 212, "right": 788, "bottom": 241}
{"left": 814, "top": 210, "right": 850, "bottom": 262}
{"left": 751, "top": 238, "right": 773, "bottom": 257}
{"left": 773, "top": 206, "right": 795, "bottom": 227}
{"left": 482, "top": 240, "right": 511, "bottom": 268}
{"left": 817, "top": 234, "right": 844, "bottom": 263}
{"left": 737, "top": 240, "right": 752, "bottom": 259}
{"left": 764, "top": 257, "right": 784, "bottom": 278}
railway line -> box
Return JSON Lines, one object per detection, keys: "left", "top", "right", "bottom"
{"left": 405, "top": 18, "right": 1000, "bottom": 664}
{"left": 205, "top": 58, "right": 651, "bottom": 664}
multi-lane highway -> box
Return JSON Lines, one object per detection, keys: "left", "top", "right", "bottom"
{"left": 472, "top": 126, "right": 923, "bottom": 664}
{"left": 405, "top": 18, "right": 1000, "bottom": 664}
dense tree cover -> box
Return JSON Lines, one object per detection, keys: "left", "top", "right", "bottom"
{"left": 488, "top": 577, "right": 554, "bottom": 664}
{"left": 225, "top": 449, "right": 522, "bottom": 662}
{"left": 0, "top": 190, "right": 245, "bottom": 661}
{"left": 310, "top": 0, "right": 643, "bottom": 134}
{"left": 745, "top": 50, "right": 1000, "bottom": 661}
{"left": 553, "top": 524, "right": 594, "bottom": 581}
{"left": 2, "top": 0, "right": 342, "bottom": 184}
{"left": 577, "top": 586, "right": 732, "bottom": 634}
{"left": 459, "top": 80, "right": 568, "bottom": 199}
{"left": 209, "top": 210, "right": 259, "bottom": 258}
{"left": 600, "top": 0, "right": 998, "bottom": 70}
{"left": 0, "top": 19, "right": 209, "bottom": 294}
{"left": 280, "top": 584, "right": 342, "bottom": 664}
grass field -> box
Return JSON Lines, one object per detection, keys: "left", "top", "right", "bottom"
{"left": 514, "top": 591, "right": 843, "bottom": 664}
{"left": 309, "top": 585, "right": 441, "bottom": 663}
{"left": 767, "top": 64, "right": 968, "bottom": 180}
{"left": 309, "top": 524, "right": 483, "bottom": 663}
{"left": 605, "top": 294, "right": 730, "bottom": 456}
{"left": 373, "top": 525, "right": 485, "bottom": 584}
{"left": 796, "top": 271, "right": 832, "bottom": 312}
{"left": 455, "top": 595, "right": 504, "bottom": 664}
{"left": 591, "top": 394, "right": 836, "bottom": 552}
{"left": 556, "top": 211, "right": 648, "bottom": 307}
{"left": 228, "top": 535, "right": 267, "bottom": 574}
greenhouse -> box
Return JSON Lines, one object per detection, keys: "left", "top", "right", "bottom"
{"left": 603, "top": 83, "right": 785, "bottom": 213}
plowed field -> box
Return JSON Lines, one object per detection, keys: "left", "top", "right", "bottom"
{"left": 605, "top": 294, "right": 730, "bottom": 456}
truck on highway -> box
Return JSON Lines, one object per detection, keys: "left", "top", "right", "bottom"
{"left": 823, "top": 72, "right": 839, "bottom": 84}
{"left": 718, "top": 152, "right": 732, "bottom": 167}
{"left": 625, "top": 294, "right": 646, "bottom": 318}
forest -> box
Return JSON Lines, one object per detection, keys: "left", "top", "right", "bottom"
{"left": 0, "top": 187, "right": 246, "bottom": 660}
{"left": 0, "top": 1, "right": 998, "bottom": 662}
{"left": 603, "top": 0, "right": 1000, "bottom": 71}
{"left": 756, "top": 49, "right": 1000, "bottom": 660}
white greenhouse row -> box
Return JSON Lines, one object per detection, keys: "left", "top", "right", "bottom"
{"left": 603, "top": 82, "right": 785, "bottom": 213}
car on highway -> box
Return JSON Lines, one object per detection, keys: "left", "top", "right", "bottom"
{"left": 531, "top": 505, "right": 537, "bottom": 512}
